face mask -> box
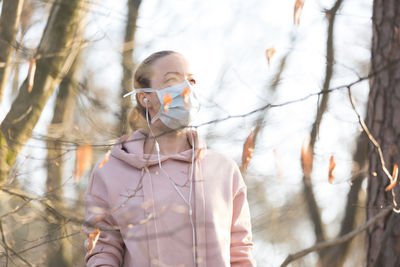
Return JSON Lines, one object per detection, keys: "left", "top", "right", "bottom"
{"left": 124, "top": 80, "right": 200, "bottom": 130}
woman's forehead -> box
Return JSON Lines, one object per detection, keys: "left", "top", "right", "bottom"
{"left": 152, "top": 54, "right": 191, "bottom": 75}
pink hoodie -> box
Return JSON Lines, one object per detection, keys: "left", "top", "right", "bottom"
{"left": 84, "top": 130, "right": 256, "bottom": 267}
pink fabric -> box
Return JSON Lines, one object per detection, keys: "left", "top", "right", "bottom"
{"left": 84, "top": 129, "right": 256, "bottom": 267}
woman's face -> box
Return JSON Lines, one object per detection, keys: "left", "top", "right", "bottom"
{"left": 139, "top": 53, "right": 196, "bottom": 129}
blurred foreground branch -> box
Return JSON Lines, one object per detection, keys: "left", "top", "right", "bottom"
{"left": 10, "top": 57, "right": 400, "bottom": 152}
{"left": 194, "top": 57, "right": 400, "bottom": 129}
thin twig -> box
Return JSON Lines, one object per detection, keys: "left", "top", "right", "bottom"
{"left": 0, "top": 220, "right": 9, "bottom": 267}
{"left": 0, "top": 220, "right": 34, "bottom": 267}
{"left": 0, "top": 202, "right": 29, "bottom": 219}
{"left": 0, "top": 187, "right": 85, "bottom": 226}
{"left": 2, "top": 58, "right": 400, "bottom": 153}
{"left": 0, "top": 231, "right": 81, "bottom": 259}
{"left": 347, "top": 87, "right": 400, "bottom": 212}
{"left": 280, "top": 206, "right": 392, "bottom": 267}
{"left": 0, "top": 187, "right": 65, "bottom": 220}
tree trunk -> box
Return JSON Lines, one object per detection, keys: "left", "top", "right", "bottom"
{"left": 0, "top": 0, "right": 87, "bottom": 184}
{"left": 45, "top": 54, "right": 81, "bottom": 267}
{"left": 366, "top": 0, "right": 400, "bottom": 266}
{"left": 11, "top": 0, "right": 35, "bottom": 99}
{"left": 0, "top": 0, "right": 24, "bottom": 103}
{"left": 118, "top": 0, "right": 142, "bottom": 135}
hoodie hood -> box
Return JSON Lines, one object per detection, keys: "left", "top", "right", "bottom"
{"left": 110, "top": 129, "right": 207, "bottom": 169}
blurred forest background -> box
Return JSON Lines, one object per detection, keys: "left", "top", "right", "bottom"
{"left": 0, "top": 0, "right": 399, "bottom": 266}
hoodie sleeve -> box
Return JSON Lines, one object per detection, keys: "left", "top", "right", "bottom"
{"left": 230, "top": 167, "right": 257, "bottom": 267}
{"left": 84, "top": 168, "right": 125, "bottom": 267}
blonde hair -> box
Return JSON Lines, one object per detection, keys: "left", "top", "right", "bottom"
{"left": 128, "top": 50, "right": 179, "bottom": 131}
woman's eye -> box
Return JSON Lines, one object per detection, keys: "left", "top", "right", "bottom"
{"left": 189, "top": 79, "right": 196, "bottom": 85}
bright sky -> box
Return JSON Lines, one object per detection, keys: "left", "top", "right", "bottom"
{"left": 0, "top": 0, "right": 373, "bottom": 265}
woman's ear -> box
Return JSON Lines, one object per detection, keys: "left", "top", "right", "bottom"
{"left": 137, "top": 92, "right": 151, "bottom": 108}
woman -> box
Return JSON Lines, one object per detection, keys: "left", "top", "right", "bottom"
{"left": 84, "top": 51, "right": 256, "bottom": 267}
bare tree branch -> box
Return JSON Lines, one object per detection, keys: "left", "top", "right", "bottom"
{"left": 0, "top": 230, "right": 81, "bottom": 259}
{"left": 0, "top": 219, "right": 9, "bottom": 267}
{"left": 348, "top": 87, "right": 400, "bottom": 212}
{"left": 192, "top": 57, "right": 400, "bottom": 131}
{"left": 280, "top": 206, "right": 392, "bottom": 267}
{"left": 0, "top": 219, "right": 34, "bottom": 267}
{"left": 2, "top": 57, "right": 398, "bottom": 154}
{"left": 300, "top": 0, "right": 345, "bottom": 246}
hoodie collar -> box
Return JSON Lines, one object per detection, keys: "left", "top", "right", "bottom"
{"left": 110, "top": 129, "right": 207, "bottom": 169}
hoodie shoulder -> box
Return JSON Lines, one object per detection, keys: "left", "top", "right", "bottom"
{"left": 201, "top": 150, "right": 246, "bottom": 195}
{"left": 203, "top": 149, "right": 240, "bottom": 172}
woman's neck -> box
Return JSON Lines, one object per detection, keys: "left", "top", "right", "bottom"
{"left": 143, "top": 128, "right": 192, "bottom": 155}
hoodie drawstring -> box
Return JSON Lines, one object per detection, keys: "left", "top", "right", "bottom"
{"left": 144, "top": 166, "right": 161, "bottom": 265}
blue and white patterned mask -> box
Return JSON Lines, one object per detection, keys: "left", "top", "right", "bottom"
{"left": 123, "top": 80, "right": 200, "bottom": 130}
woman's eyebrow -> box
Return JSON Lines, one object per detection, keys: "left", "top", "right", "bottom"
{"left": 164, "top": 71, "right": 182, "bottom": 77}
{"left": 164, "top": 72, "right": 195, "bottom": 77}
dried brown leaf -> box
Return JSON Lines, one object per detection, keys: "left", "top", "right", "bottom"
{"left": 87, "top": 229, "right": 100, "bottom": 254}
{"left": 27, "top": 59, "right": 36, "bottom": 93}
{"left": 98, "top": 150, "right": 111, "bottom": 168}
{"left": 74, "top": 144, "right": 93, "bottom": 182}
{"left": 242, "top": 131, "right": 255, "bottom": 170}
{"left": 328, "top": 155, "right": 336, "bottom": 184}
{"left": 265, "top": 48, "right": 276, "bottom": 66}
{"left": 294, "top": 0, "right": 305, "bottom": 25}
{"left": 385, "top": 163, "right": 398, "bottom": 191}
{"left": 301, "top": 137, "right": 313, "bottom": 178}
